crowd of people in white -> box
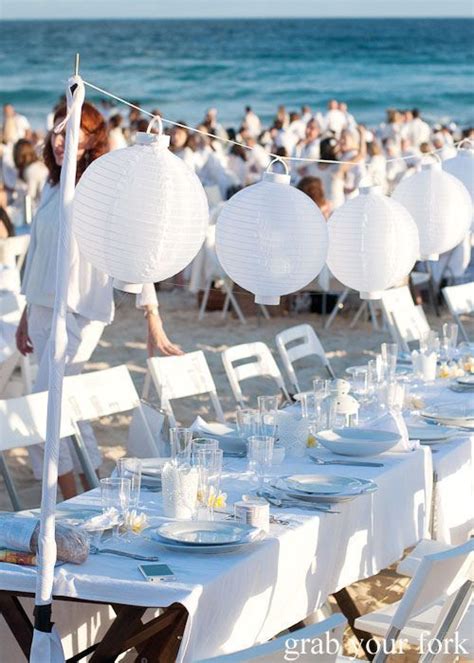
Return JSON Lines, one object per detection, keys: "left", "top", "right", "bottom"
{"left": 1, "top": 97, "right": 473, "bottom": 235}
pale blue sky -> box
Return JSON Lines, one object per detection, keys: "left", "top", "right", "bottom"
{"left": 2, "top": 0, "right": 473, "bottom": 20}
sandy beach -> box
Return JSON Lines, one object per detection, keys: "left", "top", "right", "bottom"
{"left": 2, "top": 288, "right": 457, "bottom": 661}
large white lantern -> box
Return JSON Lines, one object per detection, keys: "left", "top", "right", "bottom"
{"left": 392, "top": 161, "right": 471, "bottom": 260}
{"left": 73, "top": 123, "right": 209, "bottom": 283}
{"left": 215, "top": 164, "right": 329, "bottom": 305}
{"left": 326, "top": 185, "right": 419, "bottom": 299}
{"left": 443, "top": 146, "right": 474, "bottom": 230}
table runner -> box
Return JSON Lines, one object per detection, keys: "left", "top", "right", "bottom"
{"left": 1, "top": 447, "right": 431, "bottom": 661}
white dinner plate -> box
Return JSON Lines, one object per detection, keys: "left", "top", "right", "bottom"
{"left": 406, "top": 424, "right": 454, "bottom": 443}
{"left": 421, "top": 404, "right": 474, "bottom": 429}
{"left": 157, "top": 521, "right": 257, "bottom": 546}
{"left": 457, "top": 375, "right": 474, "bottom": 386}
{"left": 147, "top": 529, "right": 262, "bottom": 554}
{"left": 316, "top": 428, "right": 400, "bottom": 456}
{"left": 345, "top": 365, "right": 409, "bottom": 376}
{"left": 270, "top": 476, "right": 377, "bottom": 503}
{"left": 140, "top": 458, "right": 168, "bottom": 477}
{"left": 284, "top": 474, "right": 362, "bottom": 495}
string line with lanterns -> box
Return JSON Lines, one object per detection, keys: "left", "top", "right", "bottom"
{"left": 81, "top": 79, "right": 472, "bottom": 166}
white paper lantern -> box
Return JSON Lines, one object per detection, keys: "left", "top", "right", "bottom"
{"left": 443, "top": 147, "right": 474, "bottom": 230}
{"left": 73, "top": 129, "right": 209, "bottom": 283}
{"left": 215, "top": 167, "right": 328, "bottom": 305}
{"left": 326, "top": 185, "right": 419, "bottom": 300}
{"left": 392, "top": 161, "right": 471, "bottom": 261}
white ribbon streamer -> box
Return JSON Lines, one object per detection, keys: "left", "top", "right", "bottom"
{"left": 30, "top": 74, "right": 84, "bottom": 663}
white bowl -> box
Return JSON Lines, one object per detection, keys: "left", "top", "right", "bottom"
{"left": 316, "top": 428, "right": 401, "bottom": 457}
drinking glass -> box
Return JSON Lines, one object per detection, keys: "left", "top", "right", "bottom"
{"left": 300, "top": 391, "right": 317, "bottom": 420}
{"left": 247, "top": 435, "right": 274, "bottom": 490}
{"left": 351, "top": 367, "right": 369, "bottom": 401}
{"left": 191, "top": 437, "right": 219, "bottom": 465}
{"left": 116, "top": 457, "right": 142, "bottom": 509}
{"left": 100, "top": 477, "right": 131, "bottom": 539}
{"left": 367, "top": 359, "right": 381, "bottom": 398}
{"left": 381, "top": 342, "right": 398, "bottom": 380}
{"left": 193, "top": 448, "right": 224, "bottom": 520}
{"left": 259, "top": 411, "right": 278, "bottom": 438}
{"left": 169, "top": 427, "right": 193, "bottom": 462}
{"left": 236, "top": 408, "right": 259, "bottom": 440}
{"left": 257, "top": 394, "right": 279, "bottom": 414}
{"left": 442, "top": 323, "right": 459, "bottom": 361}
{"left": 379, "top": 380, "right": 405, "bottom": 411}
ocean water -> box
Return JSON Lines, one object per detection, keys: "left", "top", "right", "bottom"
{"left": 1, "top": 18, "right": 473, "bottom": 130}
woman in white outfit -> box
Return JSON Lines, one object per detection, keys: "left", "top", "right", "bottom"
{"left": 16, "top": 101, "right": 182, "bottom": 498}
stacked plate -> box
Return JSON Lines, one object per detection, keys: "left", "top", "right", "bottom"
{"left": 148, "top": 521, "right": 263, "bottom": 554}
{"left": 139, "top": 458, "right": 168, "bottom": 490}
{"left": 316, "top": 428, "right": 400, "bottom": 457}
{"left": 420, "top": 403, "right": 474, "bottom": 430}
{"left": 406, "top": 423, "right": 454, "bottom": 445}
{"left": 270, "top": 474, "right": 377, "bottom": 504}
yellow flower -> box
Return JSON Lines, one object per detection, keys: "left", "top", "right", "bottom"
{"left": 307, "top": 434, "right": 317, "bottom": 448}
{"left": 206, "top": 487, "right": 227, "bottom": 508}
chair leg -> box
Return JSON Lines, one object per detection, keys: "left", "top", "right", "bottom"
{"left": 71, "top": 425, "right": 99, "bottom": 489}
{"left": 368, "top": 301, "right": 380, "bottom": 331}
{"left": 0, "top": 452, "right": 22, "bottom": 511}
{"left": 142, "top": 371, "right": 151, "bottom": 400}
{"left": 260, "top": 305, "right": 271, "bottom": 320}
{"left": 325, "top": 289, "right": 349, "bottom": 329}
{"left": 350, "top": 301, "right": 367, "bottom": 329}
{"left": 198, "top": 280, "right": 212, "bottom": 321}
{"left": 222, "top": 282, "right": 246, "bottom": 324}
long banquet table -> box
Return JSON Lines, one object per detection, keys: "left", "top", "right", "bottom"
{"left": 1, "top": 446, "right": 432, "bottom": 662}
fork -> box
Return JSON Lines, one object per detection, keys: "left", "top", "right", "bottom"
{"left": 89, "top": 545, "right": 160, "bottom": 561}
{"left": 310, "top": 457, "right": 384, "bottom": 468}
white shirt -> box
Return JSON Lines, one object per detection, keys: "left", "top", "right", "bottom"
{"left": 325, "top": 109, "right": 347, "bottom": 137}
{"left": 367, "top": 154, "right": 387, "bottom": 192}
{"left": 407, "top": 118, "right": 431, "bottom": 146}
{"left": 243, "top": 111, "right": 261, "bottom": 138}
{"left": 22, "top": 184, "right": 157, "bottom": 323}
{"left": 109, "top": 127, "right": 128, "bottom": 151}
{"left": 313, "top": 164, "right": 345, "bottom": 210}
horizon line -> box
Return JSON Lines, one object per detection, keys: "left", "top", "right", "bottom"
{"left": 2, "top": 15, "right": 473, "bottom": 21}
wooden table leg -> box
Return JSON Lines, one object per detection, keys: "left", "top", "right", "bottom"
{"left": 89, "top": 605, "right": 147, "bottom": 662}
{"left": 133, "top": 604, "right": 188, "bottom": 663}
{"left": 0, "top": 591, "right": 34, "bottom": 659}
{"left": 333, "top": 587, "right": 375, "bottom": 661}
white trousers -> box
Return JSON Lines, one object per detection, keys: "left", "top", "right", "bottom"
{"left": 28, "top": 304, "right": 105, "bottom": 479}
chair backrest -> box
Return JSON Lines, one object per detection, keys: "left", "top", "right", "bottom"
{"left": 381, "top": 286, "right": 430, "bottom": 351}
{"left": 63, "top": 365, "right": 161, "bottom": 457}
{"left": 275, "top": 324, "right": 334, "bottom": 392}
{"left": 147, "top": 351, "right": 225, "bottom": 428}
{"left": 383, "top": 541, "right": 473, "bottom": 654}
{"left": 443, "top": 282, "right": 474, "bottom": 342}
{"left": 222, "top": 341, "right": 290, "bottom": 406}
{"left": 196, "top": 612, "right": 347, "bottom": 662}
{"left": 0, "top": 391, "right": 77, "bottom": 451}
{"left": 0, "top": 235, "right": 31, "bottom": 270}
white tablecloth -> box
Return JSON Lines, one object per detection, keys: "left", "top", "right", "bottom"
{"left": 408, "top": 379, "right": 474, "bottom": 544}
{"left": 1, "top": 448, "right": 432, "bottom": 662}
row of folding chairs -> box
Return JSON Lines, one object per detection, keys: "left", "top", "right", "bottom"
{"left": 381, "top": 283, "right": 473, "bottom": 352}
{"left": 0, "top": 365, "right": 165, "bottom": 511}
{"left": 142, "top": 323, "right": 335, "bottom": 424}
{"left": 197, "top": 538, "right": 473, "bottom": 662}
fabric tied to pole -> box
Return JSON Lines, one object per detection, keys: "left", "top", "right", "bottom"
{"left": 30, "top": 74, "right": 85, "bottom": 663}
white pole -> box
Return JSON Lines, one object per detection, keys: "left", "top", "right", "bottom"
{"left": 30, "top": 72, "right": 84, "bottom": 663}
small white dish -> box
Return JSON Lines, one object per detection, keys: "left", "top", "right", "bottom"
{"left": 457, "top": 375, "right": 474, "bottom": 386}
{"left": 421, "top": 404, "right": 474, "bottom": 428}
{"left": 270, "top": 476, "right": 377, "bottom": 503}
{"left": 406, "top": 424, "right": 453, "bottom": 442}
{"left": 148, "top": 530, "right": 262, "bottom": 554}
{"left": 316, "top": 428, "right": 400, "bottom": 457}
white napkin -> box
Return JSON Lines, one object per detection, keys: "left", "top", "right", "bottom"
{"left": 360, "top": 409, "right": 417, "bottom": 452}
{"left": 190, "top": 416, "right": 236, "bottom": 438}
{"left": 81, "top": 508, "right": 121, "bottom": 532}
{"left": 411, "top": 350, "right": 437, "bottom": 381}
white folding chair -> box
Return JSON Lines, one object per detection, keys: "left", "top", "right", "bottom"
{"left": 222, "top": 342, "right": 290, "bottom": 407}
{"left": 380, "top": 286, "right": 431, "bottom": 352}
{"left": 275, "top": 324, "right": 335, "bottom": 393}
{"left": 146, "top": 351, "right": 225, "bottom": 428}
{"left": 355, "top": 540, "right": 474, "bottom": 663}
{"left": 63, "top": 365, "right": 164, "bottom": 459}
{"left": 0, "top": 391, "right": 96, "bottom": 510}
{"left": 196, "top": 612, "right": 349, "bottom": 662}
{"left": 0, "top": 292, "right": 34, "bottom": 396}
{"left": 443, "top": 282, "right": 474, "bottom": 342}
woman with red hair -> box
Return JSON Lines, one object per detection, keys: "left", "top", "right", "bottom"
{"left": 16, "top": 101, "right": 181, "bottom": 498}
